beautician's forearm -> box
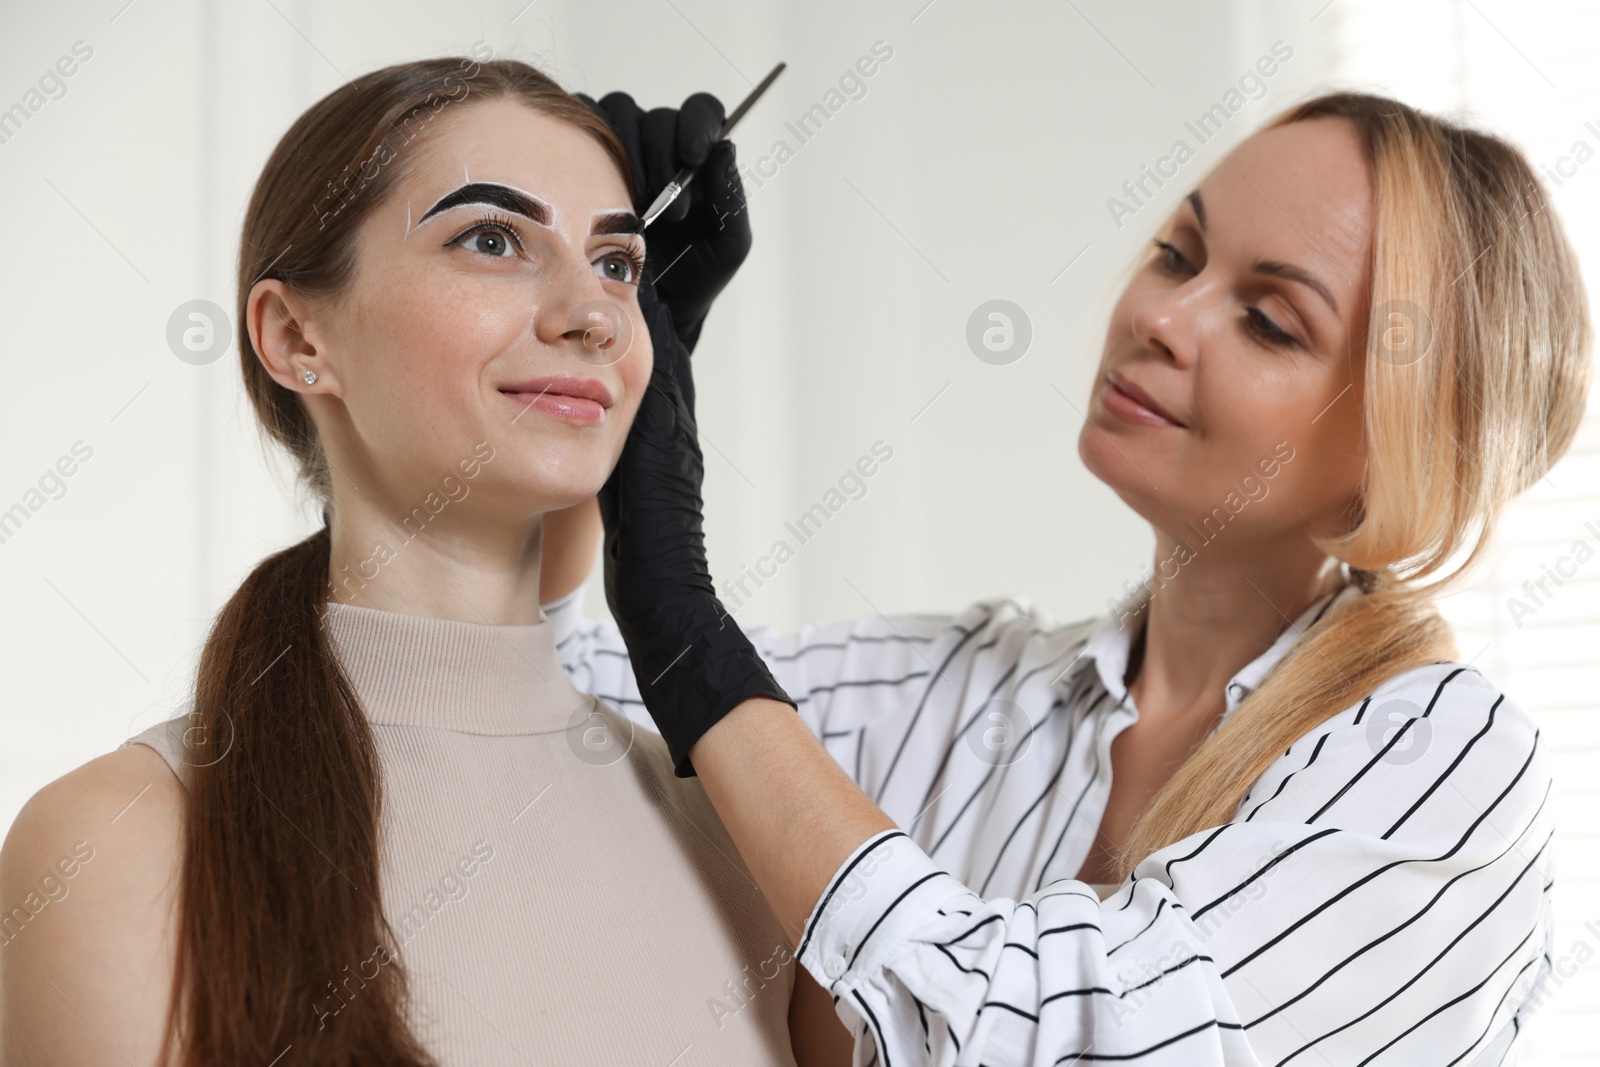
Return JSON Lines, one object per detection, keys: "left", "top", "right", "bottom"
{"left": 689, "top": 699, "right": 897, "bottom": 946}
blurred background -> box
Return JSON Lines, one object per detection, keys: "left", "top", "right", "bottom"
{"left": 1, "top": 0, "right": 1595, "bottom": 1058}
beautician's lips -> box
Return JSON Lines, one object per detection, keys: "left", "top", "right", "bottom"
{"left": 500, "top": 376, "right": 614, "bottom": 426}
{"left": 1103, "top": 369, "right": 1185, "bottom": 428}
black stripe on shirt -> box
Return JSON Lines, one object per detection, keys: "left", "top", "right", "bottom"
{"left": 1243, "top": 729, "right": 1335, "bottom": 821}
{"left": 873, "top": 607, "right": 1003, "bottom": 804}
{"left": 1106, "top": 896, "right": 1170, "bottom": 956}
{"left": 1379, "top": 695, "right": 1503, "bottom": 841}
{"left": 1307, "top": 668, "right": 1471, "bottom": 824}
{"left": 1244, "top": 780, "right": 1551, "bottom": 1024}
{"left": 1224, "top": 736, "right": 1544, "bottom": 979}
{"left": 848, "top": 871, "right": 948, "bottom": 969}
{"left": 1272, "top": 831, "right": 1551, "bottom": 1064}
{"left": 1041, "top": 951, "right": 1214, "bottom": 1008}
{"left": 928, "top": 673, "right": 1096, "bottom": 860}
{"left": 1188, "top": 829, "right": 1339, "bottom": 924}
{"left": 852, "top": 988, "right": 893, "bottom": 1067}
{"left": 1054, "top": 1017, "right": 1246, "bottom": 1064}
{"left": 962, "top": 681, "right": 1102, "bottom": 890}
{"left": 1033, "top": 688, "right": 1128, "bottom": 893}
{"left": 797, "top": 830, "right": 909, "bottom": 961}
{"left": 765, "top": 630, "right": 939, "bottom": 663}
{"left": 910, "top": 626, "right": 1067, "bottom": 824}
{"left": 1445, "top": 956, "right": 1542, "bottom": 1067}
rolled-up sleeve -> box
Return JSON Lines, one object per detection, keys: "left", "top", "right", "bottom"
{"left": 795, "top": 668, "right": 1555, "bottom": 1067}
{"left": 797, "top": 829, "right": 1263, "bottom": 1066}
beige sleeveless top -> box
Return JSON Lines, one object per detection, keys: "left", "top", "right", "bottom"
{"left": 123, "top": 599, "right": 796, "bottom": 1066}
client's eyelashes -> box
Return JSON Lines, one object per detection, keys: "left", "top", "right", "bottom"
{"left": 448, "top": 212, "right": 525, "bottom": 258}
{"left": 445, "top": 212, "right": 645, "bottom": 285}
{"left": 594, "top": 243, "right": 647, "bottom": 286}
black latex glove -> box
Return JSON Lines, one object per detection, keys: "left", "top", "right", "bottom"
{"left": 575, "top": 90, "right": 752, "bottom": 354}
{"left": 597, "top": 278, "right": 793, "bottom": 777}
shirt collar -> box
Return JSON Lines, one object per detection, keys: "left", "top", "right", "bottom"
{"left": 1067, "top": 572, "right": 1364, "bottom": 725}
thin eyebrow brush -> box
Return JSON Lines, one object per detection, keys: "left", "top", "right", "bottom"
{"left": 640, "top": 61, "right": 787, "bottom": 229}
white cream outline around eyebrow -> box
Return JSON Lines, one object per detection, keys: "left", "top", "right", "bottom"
{"left": 408, "top": 178, "right": 554, "bottom": 240}
{"left": 590, "top": 208, "right": 644, "bottom": 232}
{"left": 403, "top": 167, "right": 640, "bottom": 251}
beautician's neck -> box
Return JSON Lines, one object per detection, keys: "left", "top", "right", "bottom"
{"left": 325, "top": 504, "right": 544, "bottom": 626}
{"left": 1126, "top": 532, "right": 1344, "bottom": 726}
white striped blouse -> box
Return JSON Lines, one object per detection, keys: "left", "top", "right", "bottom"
{"left": 544, "top": 576, "right": 1556, "bottom": 1066}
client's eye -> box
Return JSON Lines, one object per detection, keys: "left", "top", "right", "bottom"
{"left": 594, "top": 247, "right": 646, "bottom": 286}
{"left": 449, "top": 212, "right": 524, "bottom": 258}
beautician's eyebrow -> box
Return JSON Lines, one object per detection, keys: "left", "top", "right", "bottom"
{"left": 1187, "top": 189, "right": 1339, "bottom": 315}
{"left": 591, "top": 211, "right": 644, "bottom": 236}
{"left": 1253, "top": 258, "right": 1339, "bottom": 315}
{"left": 418, "top": 182, "right": 551, "bottom": 226}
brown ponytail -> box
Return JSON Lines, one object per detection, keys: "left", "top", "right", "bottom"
{"left": 171, "top": 526, "right": 434, "bottom": 1064}
{"left": 158, "top": 55, "right": 631, "bottom": 1064}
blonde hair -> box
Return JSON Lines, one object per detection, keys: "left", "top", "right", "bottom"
{"left": 1111, "top": 90, "right": 1594, "bottom": 882}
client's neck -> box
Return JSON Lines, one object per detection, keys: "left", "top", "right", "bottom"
{"left": 326, "top": 503, "right": 545, "bottom": 625}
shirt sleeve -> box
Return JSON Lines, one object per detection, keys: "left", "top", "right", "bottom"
{"left": 544, "top": 589, "right": 1071, "bottom": 768}
{"left": 794, "top": 664, "right": 1556, "bottom": 1067}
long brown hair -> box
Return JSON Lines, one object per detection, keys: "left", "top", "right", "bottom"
{"left": 1112, "top": 91, "right": 1593, "bottom": 880}
{"left": 162, "top": 55, "right": 632, "bottom": 1065}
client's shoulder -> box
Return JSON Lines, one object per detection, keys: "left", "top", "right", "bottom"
{"left": 4, "top": 744, "right": 186, "bottom": 874}
{"left": 0, "top": 745, "right": 184, "bottom": 1063}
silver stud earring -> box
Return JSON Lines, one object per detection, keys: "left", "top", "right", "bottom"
{"left": 302, "top": 370, "right": 318, "bottom": 385}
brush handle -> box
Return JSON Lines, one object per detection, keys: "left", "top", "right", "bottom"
{"left": 640, "top": 61, "right": 786, "bottom": 229}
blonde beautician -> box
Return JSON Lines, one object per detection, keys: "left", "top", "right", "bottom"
{"left": 567, "top": 90, "right": 1591, "bottom": 1065}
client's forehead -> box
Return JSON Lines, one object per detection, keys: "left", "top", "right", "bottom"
{"left": 401, "top": 98, "right": 632, "bottom": 232}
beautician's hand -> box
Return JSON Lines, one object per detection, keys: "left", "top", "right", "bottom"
{"left": 596, "top": 279, "right": 792, "bottom": 777}
{"left": 575, "top": 91, "right": 751, "bottom": 354}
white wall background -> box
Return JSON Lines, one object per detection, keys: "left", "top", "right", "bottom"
{"left": 0, "top": 0, "right": 1594, "bottom": 1060}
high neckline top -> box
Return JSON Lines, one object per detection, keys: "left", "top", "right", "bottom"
{"left": 322, "top": 599, "right": 582, "bottom": 734}
{"left": 125, "top": 598, "right": 798, "bottom": 1066}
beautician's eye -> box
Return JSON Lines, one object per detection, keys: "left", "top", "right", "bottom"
{"left": 449, "top": 212, "right": 524, "bottom": 258}
{"left": 1153, "top": 238, "right": 1191, "bottom": 276}
{"left": 1245, "top": 307, "right": 1301, "bottom": 350}
{"left": 594, "top": 247, "right": 646, "bottom": 286}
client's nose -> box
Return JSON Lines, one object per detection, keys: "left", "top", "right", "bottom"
{"left": 572, "top": 302, "right": 617, "bottom": 350}
{"left": 532, "top": 254, "right": 634, "bottom": 368}
{"left": 562, "top": 299, "right": 632, "bottom": 368}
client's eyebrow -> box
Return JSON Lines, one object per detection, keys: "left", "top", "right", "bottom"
{"left": 419, "top": 182, "right": 551, "bottom": 226}
{"left": 592, "top": 211, "right": 644, "bottom": 236}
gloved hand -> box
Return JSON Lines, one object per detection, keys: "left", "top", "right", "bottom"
{"left": 575, "top": 90, "right": 752, "bottom": 354}
{"left": 596, "top": 278, "right": 793, "bottom": 777}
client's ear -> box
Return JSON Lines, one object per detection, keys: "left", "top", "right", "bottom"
{"left": 247, "top": 278, "right": 343, "bottom": 396}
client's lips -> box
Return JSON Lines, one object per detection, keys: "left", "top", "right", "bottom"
{"left": 500, "top": 376, "right": 613, "bottom": 426}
